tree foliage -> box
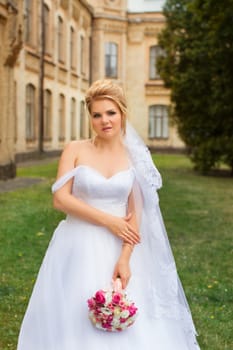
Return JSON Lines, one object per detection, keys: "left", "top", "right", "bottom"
{"left": 158, "top": 0, "right": 233, "bottom": 173}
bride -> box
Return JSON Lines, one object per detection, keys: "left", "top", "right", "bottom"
{"left": 17, "top": 79, "right": 200, "bottom": 349}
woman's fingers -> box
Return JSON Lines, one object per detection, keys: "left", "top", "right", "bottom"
{"left": 122, "top": 235, "right": 134, "bottom": 245}
{"left": 107, "top": 215, "right": 140, "bottom": 243}
{"left": 126, "top": 225, "right": 140, "bottom": 243}
{"left": 121, "top": 276, "right": 127, "bottom": 289}
{"left": 122, "top": 229, "right": 139, "bottom": 244}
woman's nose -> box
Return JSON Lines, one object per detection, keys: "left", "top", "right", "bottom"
{"left": 101, "top": 114, "right": 108, "bottom": 124}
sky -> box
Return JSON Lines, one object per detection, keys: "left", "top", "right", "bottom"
{"left": 127, "top": 0, "right": 165, "bottom": 12}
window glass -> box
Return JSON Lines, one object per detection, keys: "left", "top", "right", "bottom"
{"left": 44, "top": 4, "right": 50, "bottom": 54}
{"left": 105, "top": 42, "right": 118, "bottom": 78}
{"left": 26, "top": 84, "right": 36, "bottom": 140}
{"left": 80, "top": 101, "right": 86, "bottom": 139}
{"left": 44, "top": 89, "right": 52, "bottom": 139}
{"left": 59, "top": 94, "right": 65, "bottom": 140}
{"left": 71, "top": 98, "right": 76, "bottom": 140}
{"left": 58, "top": 16, "right": 64, "bottom": 62}
{"left": 149, "top": 45, "right": 164, "bottom": 79}
{"left": 25, "top": 0, "right": 33, "bottom": 43}
{"left": 149, "top": 105, "right": 169, "bottom": 139}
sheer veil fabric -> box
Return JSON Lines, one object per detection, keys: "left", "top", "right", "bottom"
{"left": 124, "top": 123, "right": 199, "bottom": 347}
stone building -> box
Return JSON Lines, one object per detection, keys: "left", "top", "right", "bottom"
{"left": 0, "top": 0, "right": 184, "bottom": 179}
{"left": 0, "top": 0, "right": 23, "bottom": 179}
{"left": 14, "top": 0, "right": 92, "bottom": 160}
{"left": 88, "top": 0, "right": 183, "bottom": 149}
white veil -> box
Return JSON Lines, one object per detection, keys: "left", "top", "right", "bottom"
{"left": 124, "top": 122, "right": 198, "bottom": 344}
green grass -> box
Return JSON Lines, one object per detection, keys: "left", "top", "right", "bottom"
{"left": 0, "top": 155, "right": 232, "bottom": 350}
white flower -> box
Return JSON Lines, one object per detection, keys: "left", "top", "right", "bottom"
{"left": 112, "top": 319, "right": 120, "bottom": 328}
{"left": 105, "top": 291, "right": 112, "bottom": 304}
{"left": 120, "top": 310, "right": 130, "bottom": 319}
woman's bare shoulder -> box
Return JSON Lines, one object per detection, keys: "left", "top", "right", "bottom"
{"left": 56, "top": 139, "right": 93, "bottom": 177}
{"left": 60, "top": 139, "right": 93, "bottom": 165}
{"left": 63, "top": 139, "right": 92, "bottom": 153}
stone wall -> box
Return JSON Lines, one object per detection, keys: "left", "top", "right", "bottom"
{"left": 0, "top": 0, "right": 23, "bottom": 179}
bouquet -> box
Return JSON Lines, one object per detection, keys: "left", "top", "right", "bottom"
{"left": 87, "top": 279, "right": 138, "bottom": 332}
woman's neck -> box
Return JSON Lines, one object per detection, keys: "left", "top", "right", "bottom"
{"left": 93, "top": 135, "right": 124, "bottom": 151}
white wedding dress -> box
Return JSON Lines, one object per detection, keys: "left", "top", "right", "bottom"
{"left": 17, "top": 164, "right": 200, "bottom": 350}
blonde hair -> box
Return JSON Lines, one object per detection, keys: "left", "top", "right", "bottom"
{"left": 85, "top": 80, "right": 127, "bottom": 134}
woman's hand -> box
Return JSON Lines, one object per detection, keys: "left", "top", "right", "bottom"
{"left": 112, "top": 258, "right": 131, "bottom": 290}
{"left": 105, "top": 213, "right": 140, "bottom": 245}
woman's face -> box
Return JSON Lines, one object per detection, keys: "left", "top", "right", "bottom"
{"left": 90, "top": 99, "right": 123, "bottom": 139}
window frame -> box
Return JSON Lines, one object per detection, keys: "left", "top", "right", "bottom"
{"left": 44, "top": 3, "right": 51, "bottom": 54}
{"left": 43, "top": 89, "right": 52, "bottom": 140}
{"left": 105, "top": 42, "right": 118, "bottom": 78}
{"left": 59, "top": 94, "right": 65, "bottom": 141}
{"left": 148, "top": 105, "right": 169, "bottom": 140}
{"left": 58, "top": 16, "right": 64, "bottom": 63}
{"left": 25, "top": 84, "right": 36, "bottom": 141}
{"left": 79, "top": 100, "right": 86, "bottom": 139}
{"left": 24, "top": 0, "right": 33, "bottom": 44}
{"left": 71, "top": 97, "right": 76, "bottom": 140}
{"left": 149, "top": 45, "right": 164, "bottom": 80}
{"left": 70, "top": 26, "right": 76, "bottom": 69}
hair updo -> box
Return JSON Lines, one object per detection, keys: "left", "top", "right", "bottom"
{"left": 85, "top": 80, "right": 127, "bottom": 134}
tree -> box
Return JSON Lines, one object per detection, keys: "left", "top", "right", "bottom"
{"left": 158, "top": 0, "right": 233, "bottom": 174}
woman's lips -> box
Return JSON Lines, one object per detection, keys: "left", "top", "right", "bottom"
{"left": 102, "top": 127, "right": 112, "bottom": 131}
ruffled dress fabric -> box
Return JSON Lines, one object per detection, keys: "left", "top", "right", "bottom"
{"left": 17, "top": 165, "right": 200, "bottom": 350}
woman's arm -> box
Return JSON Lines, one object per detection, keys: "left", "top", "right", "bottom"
{"left": 53, "top": 142, "right": 140, "bottom": 245}
{"left": 112, "top": 190, "right": 140, "bottom": 288}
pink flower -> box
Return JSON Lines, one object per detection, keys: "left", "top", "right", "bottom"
{"left": 87, "top": 298, "right": 95, "bottom": 309}
{"left": 112, "top": 292, "right": 122, "bottom": 305}
{"left": 95, "top": 290, "right": 106, "bottom": 304}
{"left": 87, "top": 287, "right": 138, "bottom": 332}
{"left": 128, "top": 304, "right": 137, "bottom": 316}
{"left": 107, "top": 315, "right": 113, "bottom": 322}
{"left": 120, "top": 317, "right": 127, "bottom": 323}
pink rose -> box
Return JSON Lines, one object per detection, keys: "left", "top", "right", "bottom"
{"left": 87, "top": 298, "right": 95, "bottom": 309}
{"left": 102, "top": 322, "right": 112, "bottom": 329}
{"left": 95, "top": 290, "right": 106, "bottom": 304}
{"left": 107, "top": 315, "right": 113, "bottom": 322}
{"left": 112, "top": 292, "right": 122, "bottom": 305}
{"left": 120, "top": 317, "right": 127, "bottom": 323}
{"left": 128, "top": 304, "right": 137, "bottom": 316}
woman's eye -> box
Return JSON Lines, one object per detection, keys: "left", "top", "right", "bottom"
{"left": 108, "top": 111, "right": 116, "bottom": 116}
{"left": 93, "top": 113, "right": 101, "bottom": 118}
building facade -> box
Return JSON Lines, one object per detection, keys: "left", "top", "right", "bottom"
{"left": 14, "top": 0, "right": 92, "bottom": 160}
{"left": 0, "top": 0, "right": 184, "bottom": 178}
{"left": 80, "top": 0, "right": 184, "bottom": 149}
{"left": 0, "top": 0, "right": 23, "bottom": 179}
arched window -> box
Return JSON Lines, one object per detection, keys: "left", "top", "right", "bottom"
{"left": 43, "top": 89, "right": 52, "bottom": 140}
{"left": 80, "top": 35, "right": 85, "bottom": 74}
{"left": 149, "top": 105, "right": 169, "bottom": 139}
{"left": 149, "top": 45, "right": 164, "bottom": 79}
{"left": 71, "top": 98, "right": 76, "bottom": 140}
{"left": 80, "top": 101, "right": 86, "bottom": 139}
{"left": 58, "top": 16, "right": 64, "bottom": 62}
{"left": 105, "top": 42, "right": 118, "bottom": 78}
{"left": 59, "top": 94, "right": 65, "bottom": 141}
{"left": 70, "top": 27, "right": 76, "bottom": 69}
{"left": 26, "top": 84, "right": 36, "bottom": 140}
{"left": 44, "top": 4, "right": 51, "bottom": 54}
{"left": 24, "top": 0, "right": 34, "bottom": 44}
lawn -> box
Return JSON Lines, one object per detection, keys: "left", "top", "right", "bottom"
{"left": 0, "top": 154, "right": 232, "bottom": 350}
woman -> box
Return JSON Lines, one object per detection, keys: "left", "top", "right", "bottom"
{"left": 17, "top": 80, "right": 200, "bottom": 349}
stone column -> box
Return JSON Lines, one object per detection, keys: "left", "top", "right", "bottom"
{"left": 0, "top": 0, "right": 23, "bottom": 179}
